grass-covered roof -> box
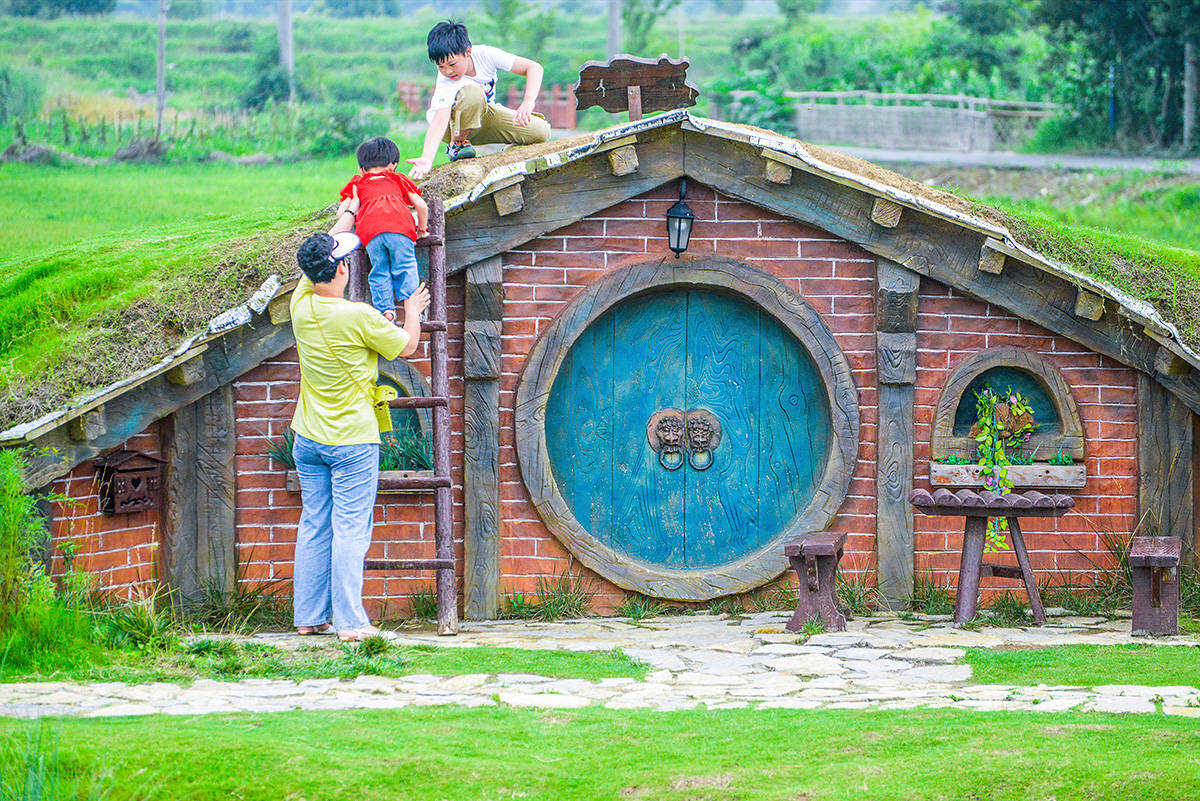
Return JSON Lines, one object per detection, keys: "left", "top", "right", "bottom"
{"left": 1, "top": 113, "right": 1198, "bottom": 434}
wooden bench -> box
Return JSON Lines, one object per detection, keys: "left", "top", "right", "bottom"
{"left": 909, "top": 488, "right": 1075, "bottom": 627}
{"left": 1131, "top": 536, "right": 1182, "bottom": 636}
{"left": 784, "top": 532, "right": 847, "bottom": 633}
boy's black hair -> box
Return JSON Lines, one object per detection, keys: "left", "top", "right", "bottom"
{"left": 356, "top": 137, "right": 400, "bottom": 170}
{"left": 296, "top": 233, "right": 339, "bottom": 284}
{"left": 427, "top": 20, "right": 470, "bottom": 64}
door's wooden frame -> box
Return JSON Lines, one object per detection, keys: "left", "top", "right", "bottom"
{"left": 515, "top": 256, "right": 861, "bottom": 600}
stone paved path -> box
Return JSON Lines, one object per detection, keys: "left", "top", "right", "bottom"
{"left": 3, "top": 612, "right": 1197, "bottom": 719}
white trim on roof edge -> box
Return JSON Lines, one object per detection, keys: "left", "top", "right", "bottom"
{"left": 2, "top": 112, "right": 1197, "bottom": 444}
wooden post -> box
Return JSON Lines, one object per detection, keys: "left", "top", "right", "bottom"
{"left": 1138, "top": 373, "right": 1195, "bottom": 541}
{"left": 463, "top": 256, "right": 503, "bottom": 619}
{"left": 426, "top": 198, "right": 459, "bottom": 636}
{"left": 627, "top": 86, "right": 643, "bottom": 122}
{"left": 606, "top": 0, "right": 621, "bottom": 57}
{"left": 875, "top": 258, "right": 919, "bottom": 608}
{"left": 1184, "top": 40, "right": 1196, "bottom": 152}
{"left": 163, "top": 384, "right": 236, "bottom": 606}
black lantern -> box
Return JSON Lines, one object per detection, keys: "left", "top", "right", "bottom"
{"left": 665, "top": 179, "right": 695, "bottom": 258}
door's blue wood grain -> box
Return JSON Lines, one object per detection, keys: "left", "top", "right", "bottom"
{"left": 758, "top": 318, "right": 831, "bottom": 546}
{"left": 684, "top": 290, "right": 761, "bottom": 567}
{"left": 545, "top": 312, "right": 615, "bottom": 538}
{"left": 609, "top": 291, "right": 688, "bottom": 565}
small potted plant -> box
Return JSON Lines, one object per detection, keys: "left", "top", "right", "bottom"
{"left": 271, "top": 428, "right": 436, "bottom": 494}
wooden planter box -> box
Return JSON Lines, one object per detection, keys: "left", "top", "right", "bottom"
{"left": 285, "top": 469, "right": 436, "bottom": 495}
{"left": 928, "top": 462, "right": 1087, "bottom": 490}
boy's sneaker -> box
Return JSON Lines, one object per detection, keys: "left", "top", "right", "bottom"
{"left": 446, "top": 141, "right": 476, "bottom": 161}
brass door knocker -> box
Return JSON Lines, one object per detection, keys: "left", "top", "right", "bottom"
{"left": 684, "top": 408, "right": 721, "bottom": 471}
{"left": 646, "top": 408, "right": 685, "bottom": 471}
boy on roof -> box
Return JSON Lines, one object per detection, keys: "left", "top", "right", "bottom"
{"left": 407, "top": 20, "right": 551, "bottom": 180}
{"left": 339, "top": 136, "right": 428, "bottom": 323}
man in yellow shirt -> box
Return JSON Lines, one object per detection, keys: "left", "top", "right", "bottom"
{"left": 290, "top": 226, "right": 429, "bottom": 641}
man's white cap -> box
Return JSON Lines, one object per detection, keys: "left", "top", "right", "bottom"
{"left": 330, "top": 232, "right": 361, "bottom": 261}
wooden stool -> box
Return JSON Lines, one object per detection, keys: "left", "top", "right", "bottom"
{"left": 784, "top": 532, "right": 847, "bottom": 633}
{"left": 909, "top": 488, "right": 1075, "bottom": 627}
{"left": 1130, "top": 536, "right": 1182, "bottom": 636}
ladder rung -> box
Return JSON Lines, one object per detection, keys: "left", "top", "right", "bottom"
{"left": 378, "top": 473, "right": 451, "bottom": 491}
{"left": 388, "top": 396, "right": 448, "bottom": 409}
{"left": 415, "top": 235, "right": 444, "bottom": 247}
{"left": 981, "top": 563, "right": 1024, "bottom": 579}
{"left": 420, "top": 320, "right": 447, "bottom": 332}
{"left": 364, "top": 558, "right": 454, "bottom": 571}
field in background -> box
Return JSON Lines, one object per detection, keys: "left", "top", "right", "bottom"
{"left": 5, "top": 160, "right": 1198, "bottom": 266}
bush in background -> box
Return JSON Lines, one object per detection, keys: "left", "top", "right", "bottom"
{"left": 0, "top": 64, "right": 44, "bottom": 125}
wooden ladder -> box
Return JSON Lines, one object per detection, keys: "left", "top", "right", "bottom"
{"left": 352, "top": 198, "right": 458, "bottom": 636}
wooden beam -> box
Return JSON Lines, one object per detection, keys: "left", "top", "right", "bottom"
{"left": 492, "top": 182, "right": 524, "bottom": 217}
{"left": 164, "top": 385, "right": 236, "bottom": 605}
{"left": 166, "top": 355, "right": 206, "bottom": 387}
{"left": 607, "top": 145, "right": 639, "bottom": 177}
{"left": 1073, "top": 288, "right": 1105, "bottom": 321}
{"left": 1139, "top": 373, "right": 1195, "bottom": 540}
{"left": 762, "top": 150, "right": 792, "bottom": 184}
{"left": 268, "top": 294, "right": 291, "bottom": 325}
{"left": 676, "top": 130, "right": 1200, "bottom": 416}
{"left": 871, "top": 197, "right": 903, "bottom": 228}
{"left": 463, "top": 256, "right": 503, "bottom": 619}
{"left": 67, "top": 406, "right": 106, "bottom": 442}
{"left": 978, "top": 238, "right": 1007, "bottom": 275}
{"left": 21, "top": 317, "right": 295, "bottom": 488}
{"left": 1155, "top": 345, "right": 1192, "bottom": 376}
{"left": 874, "top": 258, "right": 918, "bottom": 609}
{"left": 875, "top": 257, "right": 920, "bottom": 333}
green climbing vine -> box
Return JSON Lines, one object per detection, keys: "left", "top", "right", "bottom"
{"left": 972, "top": 386, "right": 1039, "bottom": 551}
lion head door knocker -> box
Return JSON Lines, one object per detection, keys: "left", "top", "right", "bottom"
{"left": 646, "top": 408, "right": 686, "bottom": 471}
{"left": 683, "top": 409, "right": 721, "bottom": 471}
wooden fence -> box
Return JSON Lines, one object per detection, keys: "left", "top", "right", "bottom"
{"left": 718, "top": 90, "right": 1059, "bottom": 152}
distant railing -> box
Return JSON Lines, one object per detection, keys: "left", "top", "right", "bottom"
{"left": 396, "top": 81, "right": 578, "bottom": 129}
{"left": 719, "top": 90, "right": 1060, "bottom": 152}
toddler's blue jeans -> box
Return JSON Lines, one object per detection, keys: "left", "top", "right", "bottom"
{"left": 365, "top": 232, "right": 420, "bottom": 316}
{"left": 291, "top": 433, "right": 379, "bottom": 631}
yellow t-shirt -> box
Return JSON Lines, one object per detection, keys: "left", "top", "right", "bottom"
{"left": 289, "top": 277, "right": 410, "bottom": 446}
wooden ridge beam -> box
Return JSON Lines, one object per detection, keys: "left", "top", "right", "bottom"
{"left": 607, "top": 145, "right": 639, "bottom": 177}
{"left": 491, "top": 182, "right": 524, "bottom": 217}
{"left": 978, "top": 238, "right": 1007, "bottom": 275}
{"left": 67, "top": 406, "right": 106, "bottom": 442}
{"left": 1073, "top": 288, "right": 1106, "bottom": 321}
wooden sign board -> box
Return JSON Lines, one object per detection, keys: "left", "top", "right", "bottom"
{"left": 573, "top": 54, "right": 700, "bottom": 121}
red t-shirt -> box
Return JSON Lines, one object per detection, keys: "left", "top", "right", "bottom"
{"left": 339, "top": 171, "right": 421, "bottom": 245}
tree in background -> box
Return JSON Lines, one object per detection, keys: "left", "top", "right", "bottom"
{"left": 775, "top": 0, "right": 821, "bottom": 27}
{"left": 622, "top": 0, "right": 680, "bottom": 55}
{"left": 478, "top": 0, "right": 559, "bottom": 54}
{"left": 1040, "top": 0, "right": 1200, "bottom": 151}
{"left": 1, "top": 0, "right": 115, "bottom": 15}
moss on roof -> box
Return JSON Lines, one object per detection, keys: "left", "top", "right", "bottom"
{"left": 1, "top": 116, "right": 1197, "bottom": 433}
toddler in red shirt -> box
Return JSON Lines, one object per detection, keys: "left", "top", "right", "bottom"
{"left": 338, "top": 137, "right": 429, "bottom": 322}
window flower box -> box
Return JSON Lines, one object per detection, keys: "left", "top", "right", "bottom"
{"left": 928, "top": 462, "right": 1087, "bottom": 490}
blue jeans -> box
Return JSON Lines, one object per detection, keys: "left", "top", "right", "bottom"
{"left": 365, "top": 232, "right": 420, "bottom": 316}
{"left": 291, "top": 433, "right": 380, "bottom": 630}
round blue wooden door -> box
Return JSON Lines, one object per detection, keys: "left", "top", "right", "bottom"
{"left": 545, "top": 288, "right": 832, "bottom": 569}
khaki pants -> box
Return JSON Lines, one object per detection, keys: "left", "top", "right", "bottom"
{"left": 444, "top": 84, "right": 552, "bottom": 146}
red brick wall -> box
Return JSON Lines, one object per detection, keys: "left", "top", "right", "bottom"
{"left": 497, "top": 182, "right": 880, "bottom": 609}
{"left": 913, "top": 281, "right": 1138, "bottom": 591}
{"left": 50, "top": 179, "right": 1143, "bottom": 615}
{"left": 47, "top": 426, "right": 162, "bottom": 600}
{"left": 232, "top": 277, "right": 467, "bottom": 620}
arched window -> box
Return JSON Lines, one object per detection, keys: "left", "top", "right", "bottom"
{"left": 932, "top": 348, "right": 1084, "bottom": 464}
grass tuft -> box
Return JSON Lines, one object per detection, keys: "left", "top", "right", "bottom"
{"left": 614, "top": 594, "right": 668, "bottom": 621}
{"left": 910, "top": 572, "right": 955, "bottom": 616}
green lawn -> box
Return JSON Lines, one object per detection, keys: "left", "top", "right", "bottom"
{"left": 965, "top": 644, "right": 1200, "bottom": 687}
{"left": 3, "top": 706, "right": 1198, "bottom": 800}
{"left": 0, "top": 640, "right": 648, "bottom": 685}
{"left": 2, "top": 158, "right": 351, "bottom": 261}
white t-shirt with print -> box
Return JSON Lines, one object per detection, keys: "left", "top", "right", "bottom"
{"left": 426, "top": 44, "right": 517, "bottom": 122}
